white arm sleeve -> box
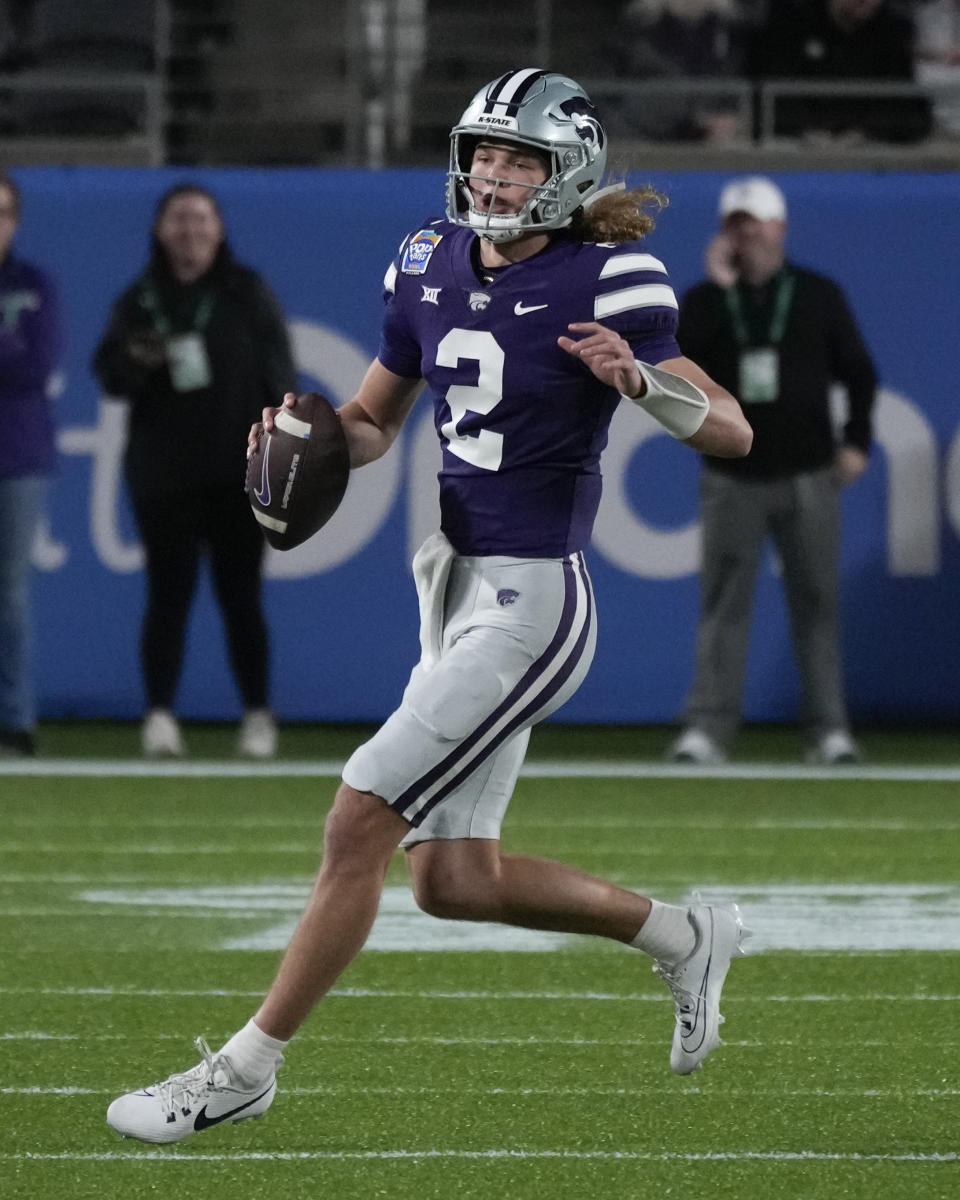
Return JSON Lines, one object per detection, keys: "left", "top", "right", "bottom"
{"left": 622, "top": 361, "right": 710, "bottom": 440}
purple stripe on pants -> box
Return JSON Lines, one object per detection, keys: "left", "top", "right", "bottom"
{"left": 394, "top": 554, "right": 593, "bottom": 826}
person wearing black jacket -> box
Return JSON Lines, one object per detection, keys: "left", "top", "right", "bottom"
{"left": 746, "top": 0, "right": 932, "bottom": 144}
{"left": 93, "top": 183, "right": 296, "bottom": 758}
{"left": 668, "top": 175, "right": 877, "bottom": 765}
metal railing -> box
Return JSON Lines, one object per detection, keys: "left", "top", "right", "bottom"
{"left": 0, "top": 0, "right": 169, "bottom": 166}
{"left": 0, "top": 64, "right": 957, "bottom": 167}
{"left": 0, "top": 68, "right": 166, "bottom": 165}
{"left": 756, "top": 78, "right": 936, "bottom": 144}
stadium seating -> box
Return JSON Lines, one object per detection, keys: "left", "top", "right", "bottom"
{"left": 0, "top": 0, "right": 957, "bottom": 168}
{"left": 0, "top": 0, "right": 166, "bottom": 164}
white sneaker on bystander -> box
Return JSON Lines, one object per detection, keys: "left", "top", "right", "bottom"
{"left": 141, "top": 709, "right": 183, "bottom": 757}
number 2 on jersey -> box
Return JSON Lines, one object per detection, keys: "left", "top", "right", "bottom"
{"left": 436, "top": 328, "right": 504, "bottom": 472}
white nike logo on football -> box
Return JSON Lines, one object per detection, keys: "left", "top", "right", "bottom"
{"left": 514, "top": 301, "right": 548, "bottom": 315}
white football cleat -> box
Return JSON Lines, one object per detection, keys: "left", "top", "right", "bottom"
{"left": 666, "top": 728, "right": 727, "bottom": 765}
{"left": 653, "top": 904, "right": 747, "bottom": 1075}
{"left": 107, "top": 1037, "right": 279, "bottom": 1144}
{"left": 238, "top": 709, "right": 278, "bottom": 759}
{"left": 141, "top": 709, "right": 184, "bottom": 758}
{"left": 806, "top": 729, "right": 860, "bottom": 765}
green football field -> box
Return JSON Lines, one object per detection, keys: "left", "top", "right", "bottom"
{"left": 2, "top": 724, "right": 958, "bottom": 1199}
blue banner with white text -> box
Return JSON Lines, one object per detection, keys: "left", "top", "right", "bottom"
{"left": 14, "top": 166, "right": 960, "bottom": 724}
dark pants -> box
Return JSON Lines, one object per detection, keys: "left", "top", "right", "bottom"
{"left": 130, "top": 485, "right": 269, "bottom": 711}
{"left": 0, "top": 474, "right": 48, "bottom": 731}
{"left": 684, "top": 466, "right": 849, "bottom": 747}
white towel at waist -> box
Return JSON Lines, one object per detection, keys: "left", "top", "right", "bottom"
{"left": 411, "top": 531, "right": 456, "bottom": 669}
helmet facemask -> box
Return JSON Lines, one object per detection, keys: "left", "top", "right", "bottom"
{"left": 445, "top": 70, "right": 607, "bottom": 244}
{"left": 448, "top": 135, "right": 591, "bottom": 244}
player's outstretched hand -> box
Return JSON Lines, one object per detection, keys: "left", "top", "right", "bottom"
{"left": 247, "top": 392, "right": 297, "bottom": 459}
{"left": 558, "top": 323, "right": 643, "bottom": 399}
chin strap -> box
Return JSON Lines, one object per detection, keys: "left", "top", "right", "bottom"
{"left": 582, "top": 181, "right": 626, "bottom": 209}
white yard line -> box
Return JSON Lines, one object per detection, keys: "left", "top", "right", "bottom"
{"left": 0, "top": 1033, "right": 947, "bottom": 1049}
{"left": 0, "top": 759, "right": 343, "bottom": 778}
{"left": 1, "top": 758, "right": 960, "bottom": 781}
{"left": 4, "top": 1084, "right": 959, "bottom": 1098}
{"left": 4, "top": 815, "right": 959, "bottom": 832}
{"left": 2, "top": 903, "right": 278, "bottom": 916}
{"left": 1, "top": 986, "right": 959, "bottom": 1002}
{"left": 2, "top": 1149, "right": 956, "bottom": 1163}
{"left": 0, "top": 844, "right": 311, "bottom": 855}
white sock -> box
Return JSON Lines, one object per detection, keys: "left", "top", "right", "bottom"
{"left": 217, "top": 1018, "right": 288, "bottom": 1085}
{"left": 630, "top": 900, "right": 696, "bottom": 964}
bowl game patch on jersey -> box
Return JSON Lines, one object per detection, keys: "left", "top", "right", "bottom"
{"left": 402, "top": 230, "right": 444, "bottom": 275}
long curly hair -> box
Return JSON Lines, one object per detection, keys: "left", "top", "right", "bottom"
{"left": 569, "top": 185, "right": 668, "bottom": 243}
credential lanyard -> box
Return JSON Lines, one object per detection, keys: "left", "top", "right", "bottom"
{"left": 141, "top": 281, "right": 215, "bottom": 336}
{"left": 724, "top": 269, "right": 795, "bottom": 347}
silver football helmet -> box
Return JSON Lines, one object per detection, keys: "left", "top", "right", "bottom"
{"left": 446, "top": 68, "right": 607, "bottom": 243}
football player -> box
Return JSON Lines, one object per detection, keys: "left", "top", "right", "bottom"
{"left": 107, "top": 68, "right": 753, "bottom": 1144}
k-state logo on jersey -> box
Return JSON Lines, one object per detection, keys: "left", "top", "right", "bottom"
{"left": 469, "top": 291, "right": 491, "bottom": 311}
{"left": 401, "top": 230, "right": 443, "bottom": 275}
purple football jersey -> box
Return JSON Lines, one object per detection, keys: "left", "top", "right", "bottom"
{"left": 379, "top": 219, "right": 681, "bottom": 556}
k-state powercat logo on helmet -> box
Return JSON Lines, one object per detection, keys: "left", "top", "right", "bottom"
{"left": 558, "top": 96, "right": 605, "bottom": 148}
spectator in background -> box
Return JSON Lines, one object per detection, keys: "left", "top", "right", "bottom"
{"left": 668, "top": 176, "right": 876, "bottom": 766}
{"left": 914, "top": 0, "right": 960, "bottom": 136}
{"left": 0, "top": 170, "right": 60, "bottom": 757}
{"left": 93, "top": 184, "right": 296, "bottom": 759}
{"left": 747, "top": 0, "right": 933, "bottom": 143}
{"left": 606, "top": 0, "right": 754, "bottom": 142}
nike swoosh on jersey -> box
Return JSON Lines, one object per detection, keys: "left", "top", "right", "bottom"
{"left": 514, "top": 301, "right": 549, "bottom": 315}
{"left": 192, "top": 1083, "right": 274, "bottom": 1131}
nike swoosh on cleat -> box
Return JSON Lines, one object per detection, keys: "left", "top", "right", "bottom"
{"left": 193, "top": 1084, "right": 273, "bottom": 1131}
{"left": 680, "top": 920, "right": 715, "bottom": 1051}
{"left": 679, "top": 967, "right": 710, "bottom": 1050}
{"left": 514, "top": 301, "right": 548, "bottom": 315}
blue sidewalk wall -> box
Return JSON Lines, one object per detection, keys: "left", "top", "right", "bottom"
{"left": 14, "top": 166, "right": 960, "bottom": 723}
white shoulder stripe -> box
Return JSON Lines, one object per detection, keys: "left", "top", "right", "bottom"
{"left": 594, "top": 283, "right": 678, "bottom": 320}
{"left": 599, "top": 253, "right": 667, "bottom": 278}
{"left": 384, "top": 262, "right": 398, "bottom": 294}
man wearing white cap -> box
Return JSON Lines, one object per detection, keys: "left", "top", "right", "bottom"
{"left": 668, "top": 175, "right": 876, "bottom": 765}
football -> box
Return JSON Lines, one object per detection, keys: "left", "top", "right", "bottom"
{"left": 245, "top": 391, "right": 350, "bottom": 550}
